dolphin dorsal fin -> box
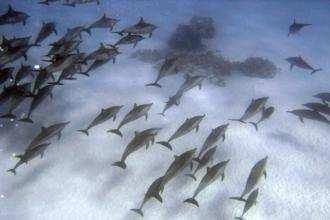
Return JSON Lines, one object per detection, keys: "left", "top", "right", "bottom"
{"left": 100, "top": 43, "right": 105, "bottom": 48}
{"left": 133, "top": 103, "right": 137, "bottom": 108}
{"left": 138, "top": 17, "right": 144, "bottom": 24}
{"left": 7, "top": 4, "right": 13, "bottom": 13}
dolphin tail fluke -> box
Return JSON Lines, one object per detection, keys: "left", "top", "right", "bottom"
{"left": 0, "top": 113, "right": 16, "bottom": 119}
{"left": 184, "top": 198, "right": 199, "bottom": 207}
{"left": 108, "top": 129, "right": 123, "bottom": 137}
{"left": 156, "top": 141, "right": 172, "bottom": 150}
{"left": 229, "top": 119, "right": 246, "bottom": 124}
{"left": 7, "top": 168, "right": 16, "bottom": 175}
{"left": 229, "top": 197, "right": 247, "bottom": 202}
{"left": 77, "top": 129, "right": 89, "bottom": 136}
{"left": 249, "top": 122, "right": 258, "bottom": 131}
{"left": 311, "top": 68, "right": 322, "bottom": 75}
{"left": 145, "top": 82, "right": 162, "bottom": 88}
{"left": 130, "top": 209, "right": 143, "bottom": 217}
{"left": 19, "top": 117, "right": 33, "bottom": 123}
{"left": 185, "top": 174, "right": 197, "bottom": 181}
{"left": 112, "top": 161, "right": 127, "bottom": 169}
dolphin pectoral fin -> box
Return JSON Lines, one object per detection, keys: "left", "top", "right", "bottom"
{"left": 184, "top": 198, "right": 199, "bottom": 207}
{"left": 154, "top": 193, "right": 163, "bottom": 203}
{"left": 7, "top": 168, "right": 16, "bottom": 175}
{"left": 185, "top": 173, "right": 197, "bottom": 181}
{"left": 40, "top": 152, "right": 44, "bottom": 159}
{"left": 229, "top": 197, "right": 247, "bottom": 202}
{"left": 77, "top": 129, "right": 89, "bottom": 136}
{"left": 311, "top": 68, "right": 322, "bottom": 75}
{"left": 130, "top": 208, "right": 144, "bottom": 217}
{"left": 196, "top": 125, "right": 199, "bottom": 132}
{"left": 299, "top": 116, "right": 304, "bottom": 123}
{"left": 57, "top": 132, "right": 61, "bottom": 140}
{"left": 145, "top": 82, "right": 162, "bottom": 88}
{"left": 222, "top": 134, "right": 226, "bottom": 141}
{"left": 249, "top": 122, "right": 258, "bottom": 131}
{"left": 146, "top": 141, "right": 150, "bottom": 149}
{"left": 108, "top": 129, "right": 123, "bottom": 137}
{"left": 112, "top": 161, "right": 127, "bottom": 169}
{"left": 145, "top": 113, "right": 148, "bottom": 121}
{"left": 221, "top": 173, "right": 225, "bottom": 181}
{"left": 263, "top": 171, "right": 267, "bottom": 179}
{"left": 156, "top": 141, "right": 172, "bottom": 150}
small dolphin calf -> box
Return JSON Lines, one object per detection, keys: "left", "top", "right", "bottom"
{"left": 0, "top": 5, "right": 30, "bottom": 26}
{"left": 230, "top": 189, "right": 259, "bottom": 220}
{"left": 108, "top": 103, "right": 153, "bottom": 137}
{"left": 287, "top": 109, "right": 330, "bottom": 125}
{"left": 78, "top": 105, "right": 123, "bottom": 136}
{"left": 86, "top": 13, "right": 119, "bottom": 34}
{"left": 303, "top": 102, "right": 330, "bottom": 116}
{"left": 288, "top": 19, "right": 311, "bottom": 36}
{"left": 286, "top": 56, "right": 322, "bottom": 75}
{"left": 195, "top": 124, "right": 228, "bottom": 160}
{"left": 313, "top": 92, "right": 330, "bottom": 105}
{"left": 249, "top": 106, "right": 275, "bottom": 131}
{"left": 113, "top": 127, "right": 162, "bottom": 169}
{"left": 7, "top": 143, "right": 51, "bottom": 175}
{"left": 159, "top": 91, "right": 183, "bottom": 116}
{"left": 115, "top": 34, "right": 144, "bottom": 48}
{"left": 35, "top": 22, "right": 57, "bottom": 45}
{"left": 157, "top": 115, "right": 205, "bottom": 150}
{"left": 130, "top": 177, "right": 164, "bottom": 217}
{"left": 230, "top": 97, "right": 268, "bottom": 124}
{"left": 114, "top": 17, "right": 157, "bottom": 38}
{"left": 145, "top": 56, "right": 179, "bottom": 88}
{"left": 186, "top": 146, "right": 218, "bottom": 181}
{"left": 234, "top": 157, "right": 267, "bottom": 200}
{"left": 184, "top": 160, "right": 230, "bottom": 207}
{"left": 26, "top": 122, "right": 70, "bottom": 151}
{"left": 160, "top": 148, "right": 197, "bottom": 188}
{"left": 177, "top": 74, "right": 206, "bottom": 94}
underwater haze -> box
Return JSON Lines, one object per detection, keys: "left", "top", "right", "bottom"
{"left": 0, "top": 0, "right": 330, "bottom": 220}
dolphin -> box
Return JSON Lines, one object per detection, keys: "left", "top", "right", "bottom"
{"left": 160, "top": 148, "right": 197, "bottom": 188}
{"left": 35, "top": 22, "right": 57, "bottom": 45}
{"left": 130, "top": 177, "right": 164, "bottom": 217}
{"left": 157, "top": 115, "right": 205, "bottom": 150}
{"left": 303, "top": 102, "right": 330, "bottom": 116}
{"left": 0, "top": 44, "right": 37, "bottom": 67}
{"left": 79, "top": 58, "right": 111, "bottom": 77}
{"left": 184, "top": 160, "right": 230, "bottom": 207}
{"left": 230, "top": 97, "right": 269, "bottom": 124}
{"left": 25, "top": 122, "right": 70, "bottom": 151}
{"left": 249, "top": 106, "right": 275, "bottom": 131}
{"left": 32, "top": 68, "right": 55, "bottom": 93}
{"left": 7, "top": 143, "right": 51, "bottom": 175}
{"left": 195, "top": 124, "right": 229, "bottom": 160}
{"left": 0, "top": 83, "right": 31, "bottom": 107}
{"left": 14, "top": 64, "right": 36, "bottom": 84}
{"left": 83, "top": 43, "right": 120, "bottom": 64}
{"left": 62, "top": 0, "right": 100, "bottom": 7}
{"left": 0, "top": 5, "right": 30, "bottom": 26}
{"left": 85, "top": 13, "right": 119, "bottom": 34}
{"left": 313, "top": 92, "right": 330, "bottom": 105}
{"left": 288, "top": 19, "right": 311, "bottom": 36}
{"left": 158, "top": 91, "right": 183, "bottom": 116}
{"left": 1, "top": 36, "right": 31, "bottom": 49}
{"left": 45, "top": 53, "right": 85, "bottom": 74}
{"left": 77, "top": 105, "right": 123, "bottom": 136}
{"left": 233, "top": 157, "right": 267, "bottom": 200}
{"left": 48, "top": 63, "right": 82, "bottom": 85}
{"left": 46, "top": 40, "right": 82, "bottom": 57}
{"left": 0, "top": 67, "right": 14, "bottom": 85}
{"left": 113, "top": 17, "right": 157, "bottom": 38}
{"left": 177, "top": 74, "right": 206, "bottom": 93}
{"left": 19, "top": 85, "right": 55, "bottom": 123}
{"left": 145, "top": 56, "right": 179, "bottom": 88}
{"left": 114, "top": 34, "right": 144, "bottom": 48}
{"left": 287, "top": 109, "right": 330, "bottom": 124}
{"left": 112, "top": 127, "right": 162, "bottom": 169}
{"left": 286, "top": 56, "right": 322, "bottom": 75}
{"left": 186, "top": 146, "right": 218, "bottom": 181}
{"left": 108, "top": 103, "right": 153, "bottom": 137}
{"left": 230, "top": 188, "right": 259, "bottom": 220}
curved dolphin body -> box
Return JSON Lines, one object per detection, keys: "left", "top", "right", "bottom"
{"left": 108, "top": 103, "right": 153, "bottom": 137}
{"left": 196, "top": 123, "right": 228, "bottom": 160}
{"left": 249, "top": 106, "right": 275, "bottom": 131}
{"left": 113, "top": 17, "right": 157, "bottom": 38}
{"left": 160, "top": 148, "right": 197, "bottom": 188}
{"left": 77, "top": 105, "right": 123, "bottom": 136}
{"left": 186, "top": 146, "right": 218, "bottom": 181}
{"left": 159, "top": 91, "right": 183, "bottom": 116}
{"left": 145, "top": 57, "right": 179, "bottom": 88}
{"left": 86, "top": 13, "right": 119, "bottom": 34}
{"left": 303, "top": 102, "right": 330, "bottom": 116}
{"left": 230, "top": 188, "right": 259, "bottom": 220}
{"left": 235, "top": 157, "right": 267, "bottom": 199}
{"left": 35, "top": 22, "right": 57, "bottom": 45}
{"left": 130, "top": 177, "right": 164, "bottom": 217}
{"left": 112, "top": 127, "right": 162, "bottom": 169}
{"left": 25, "top": 122, "right": 70, "bottom": 151}
{"left": 7, "top": 143, "right": 51, "bottom": 175}
{"left": 0, "top": 5, "right": 30, "bottom": 26}
{"left": 286, "top": 56, "right": 322, "bottom": 75}
{"left": 313, "top": 92, "right": 330, "bottom": 105}
{"left": 287, "top": 109, "right": 330, "bottom": 125}
{"left": 157, "top": 115, "right": 205, "bottom": 150}
{"left": 288, "top": 19, "right": 311, "bottom": 36}
{"left": 184, "top": 160, "right": 229, "bottom": 207}
{"left": 230, "top": 97, "right": 269, "bottom": 124}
